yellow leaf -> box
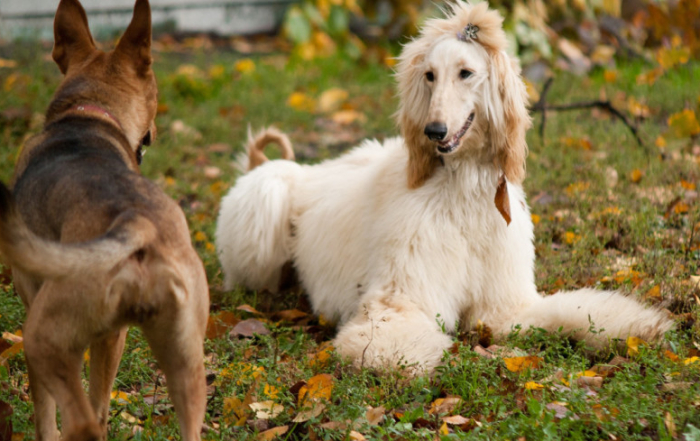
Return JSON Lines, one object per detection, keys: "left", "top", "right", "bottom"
{"left": 684, "top": 356, "right": 699, "bottom": 365}
{"left": 627, "top": 97, "right": 650, "bottom": 118}
{"left": 524, "top": 381, "right": 545, "bottom": 390}
{"left": 235, "top": 58, "right": 256, "bottom": 74}
{"left": 531, "top": 214, "right": 541, "bottom": 225}
{"left": 384, "top": 56, "right": 397, "bottom": 68}
{"left": 636, "top": 68, "right": 663, "bottom": 86}
{"left": 0, "top": 341, "right": 24, "bottom": 365}
{"left": 575, "top": 370, "right": 597, "bottom": 377}
{"left": 646, "top": 285, "right": 662, "bottom": 300}
{"left": 256, "top": 426, "right": 289, "bottom": 441}
{"left": 286, "top": 92, "right": 316, "bottom": 112}
{"left": 309, "top": 342, "right": 334, "bottom": 369}
{"left": 524, "top": 79, "right": 540, "bottom": 104}
{"left": 175, "top": 64, "right": 203, "bottom": 78}
{"left": 312, "top": 31, "right": 336, "bottom": 57}
{"left": 674, "top": 202, "right": 690, "bottom": 215}
{"left": 565, "top": 181, "right": 590, "bottom": 195}
{"left": 194, "top": 231, "right": 207, "bottom": 242}
{"left": 564, "top": 231, "right": 581, "bottom": 245}
{"left": 318, "top": 88, "right": 349, "bottom": 113}
{"left": 629, "top": 169, "right": 643, "bottom": 183}
{"left": 503, "top": 356, "right": 542, "bottom": 373}
{"left": 298, "top": 373, "right": 333, "bottom": 406}
{"left": 111, "top": 390, "right": 131, "bottom": 404}
{"left": 656, "top": 45, "right": 690, "bottom": 70}
{"left": 224, "top": 396, "right": 251, "bottom": 426}
{"left": 667, "top": 109, "right": 700, "bottom": 138}
{"left": 429, "top": 397, "right": 462, "bottom": 415}
{"left": 603, "top": 69, "right": 618, "bottom": 83}
{"left": 263, "top": 383, "right": 280, "bottom": 400}
{"left": 681, "top": 180, "right": 696, "bottom": 190}
{"left": 208, "top": 64, "right": 225, "bottom": 79}
{"left": 439, "top": 422, "right": 449, "bottom": 435}
{"left": 655, "top": 136, "right": 667, "bottom": 149}
{"left": 0, "top": 58, "right": 17, "bottom": 68}
{"left": 626, "top": 336, "right": 646, "bottom": 356}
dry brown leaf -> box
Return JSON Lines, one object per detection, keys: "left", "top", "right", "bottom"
{"left": 256, "top": 425, "right": 289, "bottom": 441}
{"left": 298, "top": 373, "right": 334, "bottom": 405}
{"left": 442, "top": 415, "right": 470, "bottom": 425}
{"left": 331, "top": 110, "right": 366, "bottom": 125}
{"left": 237, "top": 304, "right": 264, "bottom": 315}
{"left": 309, "top": 342, "right": 334, "bottom": 369}
{"left": 365, "top": 406, "right": 386, "bottom": 425}
{"left": 206, "top": 311, "right": 240, "bottom": 340}
{"left": 275, "top": 309, "right": 308, "bottom": 322}
{"left": 231, "top": 319, "right": 270, "bottom": 338}
{"left": 292, "top": 402, "right": 326, "bottom": 423}
{"left": 664, "top": 412, "right": 676, "bottom": 438}
{"left": 429, "top": 397, "right": 462, "bottom": 415}
{"left": 349, "top": 431, "right": 366, "bottom": 441}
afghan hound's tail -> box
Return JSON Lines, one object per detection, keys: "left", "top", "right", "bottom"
{"left": 0, "top": 181, "right": 157, "bottom": 280}
{"left": 506, "top": 289, "right": 673, "bottom": 348}
{"left": 235, "top": 126, "right": 294, "bottom": 173}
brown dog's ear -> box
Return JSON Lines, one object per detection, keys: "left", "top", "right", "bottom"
{"left": 115, "top": 0, "right": 152, "bottom": 76}
{"left": 487, "top": 50, "right": 531, "bottom": 185}
{"left": 52, "top": 0, "right": 96, "bottom": 74}
{"left": 396, "top": 39, "right": 440, "bottom": 189}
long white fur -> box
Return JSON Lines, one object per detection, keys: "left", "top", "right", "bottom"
{"left": 216, "top": 2, "right": 672, "bottom": 372}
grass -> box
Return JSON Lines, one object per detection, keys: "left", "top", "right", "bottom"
{"left": 1, "top": 38, "right": 699, "bottom": 440}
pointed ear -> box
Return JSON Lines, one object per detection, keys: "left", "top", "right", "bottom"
{"left": 52, "top": 0, "right": 96, "bottom": 74}
{"left": 115, "top": 0, "right": 152, "bottom": 75}
{"left": 396, "top": 39, "right": 438, "bottom": 189}
{"left": 487, "top": 50, "right": 531, "bottom": 184}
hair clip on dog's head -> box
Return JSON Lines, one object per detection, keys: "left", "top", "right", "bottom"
{"left": 457, "top": 23, "right": 479, "bottom": 42}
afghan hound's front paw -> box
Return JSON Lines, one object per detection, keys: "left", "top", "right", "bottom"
{"left": 333, "top": 296, "right": 453, "bottom": 374}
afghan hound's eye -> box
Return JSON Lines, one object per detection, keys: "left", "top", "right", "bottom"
{"left": 459, "top": 69, "right": 473, "bottom": 79}
{"left": 425, "top": 72, "right": 434, "bottom": 82}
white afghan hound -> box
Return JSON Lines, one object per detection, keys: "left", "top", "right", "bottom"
{"left": 216, "top": 2, "right": 672, "bottom": 372}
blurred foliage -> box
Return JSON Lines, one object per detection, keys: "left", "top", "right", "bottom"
{"left": 282, "top": 0, "right": 700, "bottom": 74}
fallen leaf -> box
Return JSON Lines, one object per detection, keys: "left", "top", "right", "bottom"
{"left": 206, "top": 311, "right": 240, "bottom": 340}
{"left": 230, "top": 319, "right": 270, "bottom": 338}
{"left": 429, "top": 397, "right": 462, "bottom": 415}
{"left": 524, "top": 381, "right": 545, "bottom": 390}
{"left": 629, "top": 169, "right": 644, "bottom": 183}
{"left": 110, "top": 391, "right": 131, "bottom": 405}
{"left": 365, "top": 406, "right": 386, "bottom": 425}
{"left": 664, "top": 411, "right": 676, "bottom": 438}
{"left": 331, "top": 110, "right": 366, "bottom": 125}
{"left": 298, "top": 373, "right": 333, "bottom": 406}
{"left": 235, "top": 58, "right": 256, "bottom": 74}
{"left": 318, "top": 88, "right": 349, "bottom": 113}
{"left": 287, "top": 92, "right": 316, "bottom": 112}
{"left": 442, "top": 415, "right": 470, "bottom": 425}
{"left": 504, "top": 356, "right": 542, "bottom": 373}
{"left": 0, "top": 341, "right": 24, "bottom": 366}
{"left": 256, "top": 425, "right": 289, "bottom": 441}
{"left": 274, "top": 309, "right": 308, "bottom": 322}
{"left": 292, "top": 402, "right": 326, "bottom": 423}
{"left": 0, "top": 58, "right": 17, "bottom": 68}
{"left": 223, "top": 395, "right": 252, "bottom": 426}
{"left": 668, "top": 109, "right": 700, "bottom": 138}
{"left": 309, "top": 342, "right": 334, "bottom": 369}
{"left": 349, "top": 431, "right": 366, "bottom": 441}
{"left": 626, "top": 336, "right": 646, "bottom": 356}
{"left": 237, "top": 304, "right": 264, "bottom": 315}
{"left": 250, "top": 401, "right": 284, "bottom": 420}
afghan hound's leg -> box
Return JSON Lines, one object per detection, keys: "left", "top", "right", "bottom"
{"left": 334, "top": 295, "right": 453, "bottom": 374}
{"left": 89, "top": 328, "right": 128, "bottom": 437}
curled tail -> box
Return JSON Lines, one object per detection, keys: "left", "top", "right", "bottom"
{"left": 236, "top": 126, "right": 294, "bottom": 173}
{"left": 0, "top": 181, "right": 157, "bottom": 280}
{"left": 510, "top": 289, "right": 673, "bottom": 348}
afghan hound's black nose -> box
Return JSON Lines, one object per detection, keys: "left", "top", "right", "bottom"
{"left": 424, "top": 122, "right": 448, "bottom": 141}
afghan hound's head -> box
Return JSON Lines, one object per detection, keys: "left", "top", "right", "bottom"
{"left": 396, "top": 2, "right": 531, "bottom": 189}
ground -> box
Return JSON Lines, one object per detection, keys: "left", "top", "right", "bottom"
{"left": 0, "top": 39, "right": 699, "bottom": 440}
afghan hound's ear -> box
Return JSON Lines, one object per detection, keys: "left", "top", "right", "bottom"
{"left": 487, "top": 50, "right": 531, "bottom": 184}
{"left": 396, "top": 40, "right": 440, "bottom": 189}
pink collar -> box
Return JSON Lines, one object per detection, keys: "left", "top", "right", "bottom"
{"left": 69, "top": 104, "right": 123, "bottom": 131}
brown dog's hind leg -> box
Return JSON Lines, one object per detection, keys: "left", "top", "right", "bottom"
{"left": 23, "top": 283, "right": 101, "bottom": 441}
{"left": 88, "top": 328, "right": 127, "bottom": 438}
{"left": 143, "top": 324, "right": 206, "bottom": 441}
{"left": 26, "top": 358, "right": 60, "bottom": 441}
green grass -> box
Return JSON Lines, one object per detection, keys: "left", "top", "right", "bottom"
{"left": 1, "top": 40, "right": 699, "bottom": 440}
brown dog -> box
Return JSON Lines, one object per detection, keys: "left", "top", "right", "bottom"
{"left": 0, "top": 0, "right": 209, "bottom": 440}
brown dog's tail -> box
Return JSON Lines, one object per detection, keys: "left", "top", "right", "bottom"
{"left": 0, "top": 181, "right": 157, "bottom": 280}
{"left": 235, "top": 126, "right": 294, "bottom": 173}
